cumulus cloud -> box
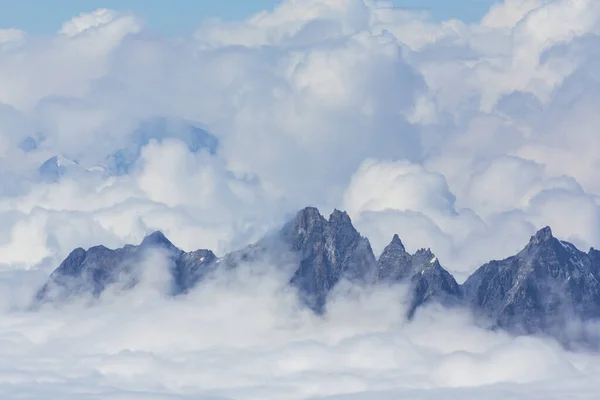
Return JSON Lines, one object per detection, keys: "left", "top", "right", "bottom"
{"left": 0, "top": 28, "right": 25, "bottom": 45}
{"left": 1, "top": 0, "right": 600, "bottom": 398}
{"left": 0, "top": 263, "right": 596, "bottom": 399}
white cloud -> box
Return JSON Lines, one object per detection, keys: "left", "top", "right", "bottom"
{"left": 59, "top": 9, "right": 123, "bottom": 37}
{"left": 343, "top": 159, "right": 456, "bottom": 217}
{"left": 0, "top": 267, "right": 596, "bottom": 399}
{"left": 0, "top": 28, "right": 25, "bottom": 46}
{"left": 481, "top": 0, "right": 546, "bottom": 29}
{"left": 0, "top": 0, "right": 600, "bottom": 398}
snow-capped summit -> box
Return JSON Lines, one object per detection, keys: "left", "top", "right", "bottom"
{"left": 37, "top": 155, "right": 81, "bottom": 182}
{"left": 37, "top": 155, "right": 110, "bottom": 183}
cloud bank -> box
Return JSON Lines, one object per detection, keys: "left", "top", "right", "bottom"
{"left": 2, "top": 0, "right": 600, "bottom": 398}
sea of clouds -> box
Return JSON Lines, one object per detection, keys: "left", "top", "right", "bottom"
{"left": 1, "top": 0, "right": 600, "bottom": 398}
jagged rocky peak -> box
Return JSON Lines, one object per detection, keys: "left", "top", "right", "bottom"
{"left": 377, "top": 234, "right": 460, "bottom": 316}
{"left": 463, "top": 225, "right": 600, "bottom": 338}
{"left": 140, "top": 230, "right": 178, "bottom": 251}
{"left": 37, "top": 206, "right": 380, "bottom": 313}
{"left": 36, "top": 232, "right": 217, "bottom": 303}
{"left": 284, "top": 206, "right": 327, "bottom": 241}
{"left": 285, "top": 206, "right": 377, "bottom": 312}
{"left": 413, "top": 248, "right": 437, "bottom": 264}
{"left": 390, "top": 234, "right": 405, "bottom": 251}
{"left": 378, "top": 237, "right": 442, "bottom": 281}
{"left": 174, "top": 248, "right": 219, "bottom": 292}
{"left": 378, "top": 234, "right": 411, "bottom": 281}
{"left": 34, "top": 214, "right": 600, "bottom": 345}
{"left": 529, "top": 226, "right": 554, "bottom": 245}
{"left": 53, "top": 247, "right": 88, "bottom": 277}
{"left": 300, "top": 206, "right": 326, "bottom": 221}
{"left": 281, "top": 207, "right": 362, "bottom": 250}
{"left": 329, "top": 209, "right": 353, "bottom": 228}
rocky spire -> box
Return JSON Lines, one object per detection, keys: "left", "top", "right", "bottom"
{"left": 140, "top": 230, "right": 178, "bottom": 251}
{"left": 377, "top": 235, "right": 460, "bottom": 317}
{"left": 529, "top": 226, "right": 553, "bottom": 245}
{"left": 38, "top": 212, "right": 600, "bottom": 347}
{"left": 287, "top": 207, "right": 377, "bottom": 312}
{"left": 464, "top": 225, "right": 600, "bottom": 338}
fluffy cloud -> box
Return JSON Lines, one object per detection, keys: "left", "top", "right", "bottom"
{"left": 0, "top": 265, "right": 599, "bottom": 400}
{"left": 1, "top": 0, "right": 600, "bottom": 398}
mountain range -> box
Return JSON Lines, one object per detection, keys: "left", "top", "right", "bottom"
{"left": 31, "top": 117, "right": 219, "bottom": 182}
{"left": 35, "top": 206, "right": 600, "bottom": 346}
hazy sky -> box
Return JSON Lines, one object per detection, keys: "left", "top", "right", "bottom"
{"left": 0, "top": 0, "right": 498, "bottom": 35}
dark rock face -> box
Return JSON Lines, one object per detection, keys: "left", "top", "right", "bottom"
{"left": 37, "top": 208, "right": 378, "bottom": 313}
{"left": 37, "top": 207, "right": 600, "bottom": 345}
{"left": 463, "top": 226, "right": 600, "bottom": 336}
{"left": 378, "top": 234, "right": 461, "bottom": 317}
{"left": 36, "top": 231, "right": 217, "bottom": 302}
{"left": 283, "top": 208, "right": 378, "bottom": 312}
{"left": 174, "top": 249, "right": 218, "bottom": 292}
{"left": 37, "top": 244, "right": 141, "bottom": 302}
{"left": 219, "top": 242, "right": 272, "bottom": 270}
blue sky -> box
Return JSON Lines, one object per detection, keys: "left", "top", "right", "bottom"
{"left": 0, "top": 0, "right": 498, "bottom": 35}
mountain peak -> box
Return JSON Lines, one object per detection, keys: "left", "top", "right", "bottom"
{"left": 287, "top": 206, "right": 376, "bottom": 312}
{"left": 391, "top": 234, "right": 404, "bottom": 249}
{"left": 377, "top": 239, "right": 459, "bottom": 317}
{"left": 530, "top": 226, "right": 553, "bottom": 245}
{"left": 36, "top": 205, "right": 600, "bottom": 347}
{"left": 19, "top": 135, "right": 44, "bottom": 152}
{"left": 415, "top": 247, "right": 435, "bottom": 258}
{"left": 328, "top": 209, "right": 354, "bottom": 228}
{"left": 298, "top": 206, "right": 320, "bottom": 215}
{"left": 42, "top": 155, "right": 79, "bottom": 168}
{"left": 37, "top": 155, "right": 84, "bottom": 183}
{"left": 296, "top": 206, "right": 325, "bottom": 221}
{"left": 293, "top": 207, "right": 327, "bottom": 231}
{"left": 140, "top": 230, "right": 176, "bottom": 250}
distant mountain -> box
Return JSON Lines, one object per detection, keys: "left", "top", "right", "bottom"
{"left": 31, "top": 117, "right": 219, "bottom": 181}
{"left": 36, "top": 155, "right": 108, "bottom": 183}
{"left": 19, "top": 134, "right": 45, "bottom": 152}
{"left": 104, "top": 117, "right": 218, "bottom": 175}
{"left": 37, "top": 155, "right": 82, "bottom": 182}
{"left": 35, "top": 207, "right": 600, "bottom": 346}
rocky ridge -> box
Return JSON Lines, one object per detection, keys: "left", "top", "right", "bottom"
{"left": 36, "top": 207, "right": 600, "bottom": 344}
